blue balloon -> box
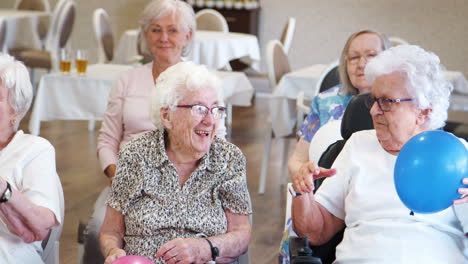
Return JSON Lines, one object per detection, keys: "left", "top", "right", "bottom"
{"left": 394, "top": 130, "right": 468, "bottom": 214}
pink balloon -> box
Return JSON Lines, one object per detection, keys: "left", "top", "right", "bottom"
{"left": 112, "top": 255, "right": 155, "bottom": 264}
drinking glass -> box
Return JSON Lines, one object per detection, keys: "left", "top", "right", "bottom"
{"left": 59, "top": 49, "right": 71, "bottom": 74}
{"left": 75, "top": 49, "right": 88, "bottom": 75}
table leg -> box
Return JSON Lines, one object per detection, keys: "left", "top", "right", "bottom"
{"left": 88, "top": 120, "right": 96, "bottom": 131}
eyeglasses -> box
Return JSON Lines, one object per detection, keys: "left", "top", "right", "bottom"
{"left": 365, "top": 96, "right": 413, "bottom": 112}
{"left": 346, "top": 52, "right": 378, "bottom": 65}
{"left": 176, "top": 104, "right": 226, "bottom": 120}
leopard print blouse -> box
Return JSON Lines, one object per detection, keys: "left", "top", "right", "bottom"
{"left": 107, "top": 129, "right": 252, "bottom": 263}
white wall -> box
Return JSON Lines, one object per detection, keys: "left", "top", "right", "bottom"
{"left": 259, "top": 0, "right": 468, "bottom": 77}
{"left": 2, "top": 0, "right": 468, "bottom": 77}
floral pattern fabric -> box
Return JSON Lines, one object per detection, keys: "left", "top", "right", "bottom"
{"left": 298, "top": 86, "right": 353, "bottom": 142}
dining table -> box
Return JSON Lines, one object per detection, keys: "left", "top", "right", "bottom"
{"left": 28, "top": 64, "right": 254, "bottom": 135}
{"left": 113, "top": 29, "right": 261, "bottom": 71}
{"left": 0, "top": 9, "right": 49, "bottom": 52}
{"left": 271, "top": 64, "right": 468, "bottom": 138}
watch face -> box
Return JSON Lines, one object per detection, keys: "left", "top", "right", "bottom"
{"left": 213, "top": 246, "right": 219, "bottom": 257}
{"left": 0, "top": 183, "right": 11, "bottom": 203}
{"left": 4, "top": 187, "right": 11, "bottom": 201}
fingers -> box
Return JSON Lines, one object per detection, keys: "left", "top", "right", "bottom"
{"left": 155, "top": 239, "right": 178, "bottom": 259}
{"left": 293, "top": 161, "right": 337, "bottom": 193}
{"left": 316, "top": 167, "right": 337, "bottom": 178}
{"left": 104, "top": 251, "right": 125, "bottom": 264}
{"left": 453, "top": 194, "right": 468, "bottom": 205}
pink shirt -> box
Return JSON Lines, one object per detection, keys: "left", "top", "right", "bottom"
{"left": 97, "top": 63, "right": 156, "bottom": 171}
{"left": 97, "top": 62, "right": 226, "bottom": 171}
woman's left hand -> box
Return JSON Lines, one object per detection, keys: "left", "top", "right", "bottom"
{"left": 454, "top": 178, "right": 468, "bottom": 205}
{"left": 155, "top": 237, "right": 210, "bottom": 264}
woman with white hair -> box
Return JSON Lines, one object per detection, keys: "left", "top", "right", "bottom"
{"left": 99, "top": 62, "right": 251, "bottom": 264}
{"left": 291, "top": 45, "right": 468, "bottom": 263}
{"left": 0, "top": 54, "right": 63, "bottom": 263}
{"left": 83, "top": 1, "right": 226, "bottom": 262}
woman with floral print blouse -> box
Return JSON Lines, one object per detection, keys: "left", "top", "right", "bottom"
{"left": 99, "top": 61, "right": 252, "bottom": 264}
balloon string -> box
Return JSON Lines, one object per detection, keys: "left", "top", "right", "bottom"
{"left": 410, "top": 211, "right": 414, "bottom": 216}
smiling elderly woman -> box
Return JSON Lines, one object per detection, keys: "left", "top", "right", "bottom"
{"left": 99, "top": 62, "right": 252, "bottom": 264}
{"left": 84, "top": 1, "right": 227, "bottom": 262}
{"left": 0, "top": 54, "right": 63, "bottom": 263}
{"left": 291, "top": 45, "right": 468, "bottom": 263}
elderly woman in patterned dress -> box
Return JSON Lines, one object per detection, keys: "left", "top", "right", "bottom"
{"left": 99, "top": 61, "right": 252, "bottom": 264}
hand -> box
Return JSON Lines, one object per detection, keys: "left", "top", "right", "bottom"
{"left": 104, "top": 248, "right": 126, "bottom": 264}
{"left": 292, "top": 161, "right": 336, "bottom": 194}
{"left": 156, "top": 237, "right": 210, "bottom": 264}
{"left": 105, "top": 164, "right": 117, "bottom": 185}
{"left": 454, "top": 178, "right": 468, "bottom": 205}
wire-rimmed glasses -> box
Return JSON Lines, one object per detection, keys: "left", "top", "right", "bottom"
{"left": 176, "top": 104, "right": 226, "bottom": 120}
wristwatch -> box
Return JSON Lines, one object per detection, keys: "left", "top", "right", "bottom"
{"left": 0, "top": 182, "right": 12, "bottom": 203}
{"left": 203, "top": 237, "right": 219, "bottom": 261}
{"left": 288, "top": 184, "right": 302, "bottom": 197}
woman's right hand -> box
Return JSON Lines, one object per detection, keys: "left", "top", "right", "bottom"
{"left": 104, "top": 164, "right": 117, "bottom": 185}
{"left": 104, "top": 248, "right": 126, "bottom": 264}
{"left": 292, "top": 161, "right": 337, "bottom": 194}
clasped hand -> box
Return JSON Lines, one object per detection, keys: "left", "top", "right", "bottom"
{"left": 292, "top": 161, "right": 336, "bottom": 194}
{"left": 156, "top": 237, "right": 210, "bottom": 264}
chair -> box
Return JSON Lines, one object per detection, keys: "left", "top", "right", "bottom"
{"left": 15, "top": 0, "right": 51, "bottom": 45}
{"left": 195, "top": 9, "right": 229, "bottom": 32}
{"left": 0, "top": 19, "right": 7, "bottom": 53}
{"left": 43, "top": 0, "right": 69, "bottom": 50}
{"left": 12, "top": 0, "right": 75, "bottom": 82}
{"left": 14, "top": 0, "right": 50, "bottom": 11}
{"left": 195, "top": 9, "right": 231, "bottom": 72}
{"left": 41, "top": 182, "right": 65, "bottom": 264}
{"left": 279, "top": 17, "right": 296, "bottom": 54}
{"left": 388, "top": 36, "right": 409, "bottom": 46}
{"left": 93, "top": 8, "right": 114, "bottom": 63}
{"left": 282, "top": 93, "right": 374, "bottom": 264}
{"left": 296, "top": 60, "right": 340, "bottom": 130}
{"left": 258, "top": 40, "right": 291, "bottom": 194}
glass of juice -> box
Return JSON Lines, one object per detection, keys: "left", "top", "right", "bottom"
{"left": 75, "top": 49, "right": 88, "bottom": 75}
{"left": 59, "top": 49, "right": 71, "bottom": 74}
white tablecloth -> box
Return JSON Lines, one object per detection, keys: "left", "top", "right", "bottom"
{"left": 29, "top": 64, "right": 254, "bottom": 135}
{"left": 0, "top": 9, "right": 49, "bottom": 52}
{"left": 271, "top": 65, "right": 468, "bottom": 137}
{"left": 270, "top": 64, "right": 326, "bottom": 137}
{"left": 114, "top": 29, "right": 261, "bottom": 71}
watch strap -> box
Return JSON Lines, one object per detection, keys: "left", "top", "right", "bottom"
{"left": 0, "top": 182, "right": 11, "bottom": 203}
{"left": 288, "top": 184, "right": 302, "bottom": 197}
{"left": 203, "top": 237, "right": 219, "bottom": 261}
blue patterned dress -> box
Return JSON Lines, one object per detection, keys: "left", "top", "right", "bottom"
{"left": 298, "top": 86, "right": 354, "bottom": 142}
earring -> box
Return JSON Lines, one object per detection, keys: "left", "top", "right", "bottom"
{"left": 10, "top": 119, "right": 16, "bottom": 126}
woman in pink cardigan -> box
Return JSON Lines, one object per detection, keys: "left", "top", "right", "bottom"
{"left": 82, "top": 1, "right": 225, "bottom": 263}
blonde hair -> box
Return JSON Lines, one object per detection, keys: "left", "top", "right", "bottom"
{"left": 338, "top": 30, "right": 391, "bottom": 95}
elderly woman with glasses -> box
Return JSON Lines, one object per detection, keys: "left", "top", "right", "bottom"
{"left": 288, "top": 30, "right": 391, "bottom": 179}
{"left": 291, "top": 45, "right": 468, "bottom": 263}
{"left": 0, "top": 54, "right": 63, "bottom": 263}
{"left": 99, "top": 62, "right": 252, "bottom": 264}
{"left": 82, "top": 1, "right": 227, "bottom": 262}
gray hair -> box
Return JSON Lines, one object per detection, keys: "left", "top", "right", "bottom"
{"left": 365, "top": 45, "right": 452, "bottom": 130}
{"left": 0, "top": 53, "right": 33, "bottom": 130}
{"left": 150, "top": 61, "right": 224, "bottom": 129}
{"left": 338, "top": 29, "right": 391, "bottom": 95}
{"left": 139, "top": 0, "right": 196, "bottom": 57}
